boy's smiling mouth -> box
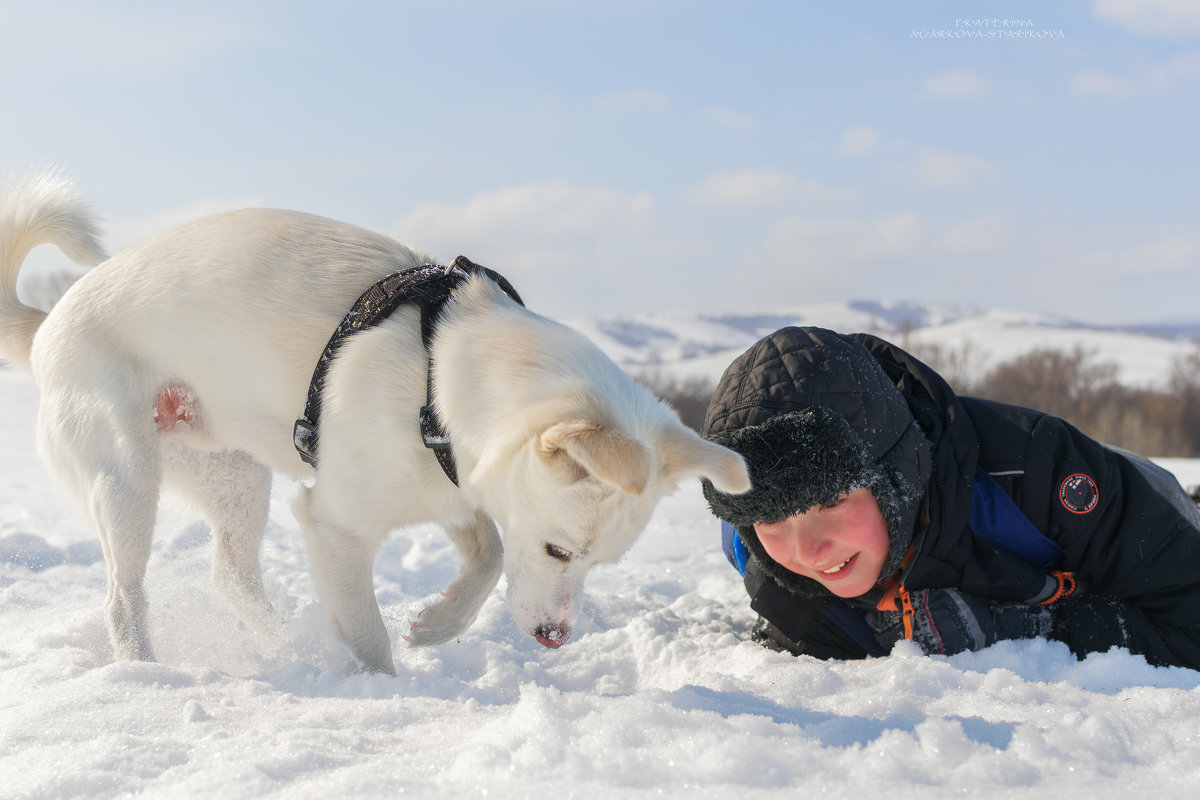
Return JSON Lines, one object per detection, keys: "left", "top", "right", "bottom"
{"left": 821, "top": 554, "right": 856, "bottom": 576}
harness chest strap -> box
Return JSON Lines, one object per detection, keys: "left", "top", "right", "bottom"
{"left": 292, "top": 256, "right": 524, "bottom": 485}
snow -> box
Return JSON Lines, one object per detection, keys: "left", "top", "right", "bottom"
{"left": 904, "top": 313, "right": 1196, "bottom": 389}
{"left": 3, "top": 367, "right": 1200, "bottom": 798}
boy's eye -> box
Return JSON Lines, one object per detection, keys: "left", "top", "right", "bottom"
{"left": 545, "top": 544, "right": 572, "bottom": 562}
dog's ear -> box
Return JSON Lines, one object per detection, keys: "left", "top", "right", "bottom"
{"left": 656, "top": 425, "right": 751, "bottom": 494}
{"left": 539, "top": 421, "right": 651, "bottom": 495}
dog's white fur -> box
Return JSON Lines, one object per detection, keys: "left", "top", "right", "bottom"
{"left": 0, "top": 171, "right": 749, "bottom": 674}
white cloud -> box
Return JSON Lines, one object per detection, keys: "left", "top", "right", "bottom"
{"left": 702, "top": 107, "right": 757, "bottom": 133}
{"left": 1076, "top": 232, "right": 1197, "bottom": 277}
{"left": 931, "top": 214, "right": 1016, "bottom": 254}
{"left": 396, "top": 180, "right": 656, "bottom": 247}
{"left": 1071, "top": 51, "right": 1200, "bottom": 96}
{"left": 921, "top": 70, "right": 990, "bottom": 100}
{"left": 1028, "top": 222, "right": 1200, "bottom": 320}
{"left": 1071, "top": 69, "right": 1138, "bottom": 97}
{"left": 0, "top": 5, "right": 256, "bottom": 84}
{"left": 684, "top": 169, "right": 856, "bottom": 209}
{"left": 1146, "top": 50, "right": 1200, "bottom": 87}
{"left": 1094, "top": 0, "right": 1200, "bottom": 37}
{"left": 720, "top": 209, "right": 1200, "bottom": 324}
{"left": 839, "top": 125, "right": 882, "bottom": 156}
{"left": 110, "top": 196, "right": 266, "bottom": 250}
{"left": 788, "top": 212, "right": 1012, "bottom": 261}
{"left": 878, "top": 213, "right": 924, "bottom": 253}
{"left": 903, "top": 147, "right": 1003, "bottom": 191}
{"left": 720, "top": 212, "right": 934, "bottom": 308}
{"left": 757, "top": 213, "right": 926, "bottom": 268}
{"left": 391, "top": 180, "right": 697, "bottom": 313}
{"left": 594, "top": 90, "right": 669, "bottom": 114}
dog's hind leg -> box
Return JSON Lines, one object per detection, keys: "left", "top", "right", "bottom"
{"left": 294, "top": 488, "right": 395, "bottom": 675}
{"left": 406, "top": 511, "right": 503, "bottom": 647}
{"left": 160, "top": 442, "right": 273, "bottom": 629}
{"left": 37, "top": 385, "right": 161, "bottom": 662}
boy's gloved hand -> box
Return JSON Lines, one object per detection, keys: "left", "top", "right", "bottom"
{"left": 911, "top": 588, "right": 1054, "bottom": 655}
{"left": 872, "top": 589, "right": 1054, "bottom": 655}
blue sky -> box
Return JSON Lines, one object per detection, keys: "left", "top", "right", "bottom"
{"left": 3, "top": 1, "right": 1198, "bottom": 323}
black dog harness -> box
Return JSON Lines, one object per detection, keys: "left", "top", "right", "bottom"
{"left": 293, "top": 256, "right": 524, "bottom": 485}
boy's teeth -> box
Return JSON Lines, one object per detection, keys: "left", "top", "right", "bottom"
{"left": 823, "top": 558, "right": 850, "bottom": 574}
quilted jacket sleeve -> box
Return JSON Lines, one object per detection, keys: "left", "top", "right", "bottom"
{"left": 1016, "top": 412, "right": 1200, "bottom": 667}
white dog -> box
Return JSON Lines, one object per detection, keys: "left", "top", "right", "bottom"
{"left": 0, "top": 172, "right": 749, "bottom": 675}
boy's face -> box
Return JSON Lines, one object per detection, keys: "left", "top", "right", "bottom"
{"left": 752, "top": 487, "right": 889, "bottom": 598}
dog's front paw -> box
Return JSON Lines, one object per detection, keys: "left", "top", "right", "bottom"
{"left": 404, "top": 592, "right": 479, "bottom": 647}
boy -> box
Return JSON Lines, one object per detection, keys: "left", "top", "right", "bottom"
{"left": 701, "top": 327, "right": 1200, "bottom": 668}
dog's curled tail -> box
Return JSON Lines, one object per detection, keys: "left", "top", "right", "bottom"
{"left": 0, "top": 169, "right": 107, "bottom": 370}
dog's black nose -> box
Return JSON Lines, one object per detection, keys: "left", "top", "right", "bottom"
{"left": 534, "top": 624, "right": 569, "bottom": 649}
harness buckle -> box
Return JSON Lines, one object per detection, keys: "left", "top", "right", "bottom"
{"left": 420, "top": 405, "right": 451, "bottom": 449}
{"left": 293, "top": 417, "right": 319, "bottom": 467}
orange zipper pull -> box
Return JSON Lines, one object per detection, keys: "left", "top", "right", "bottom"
{"left": 899, "top": 586, "right": 915, "bottom": 641}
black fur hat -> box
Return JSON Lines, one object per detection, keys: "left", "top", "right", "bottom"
{"left": 701, "top": 327, "right": 932, "bottom": 597}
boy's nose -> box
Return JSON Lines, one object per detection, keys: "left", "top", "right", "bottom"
{"left": 791, "top": 536, "right": 831, "bottom": 570}
{"left": 781, "top": 520, "right": 831, "bottom": 569}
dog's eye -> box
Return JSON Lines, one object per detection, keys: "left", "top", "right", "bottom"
{"left": 545, "top": 544, "right": 572, "bottom": 562}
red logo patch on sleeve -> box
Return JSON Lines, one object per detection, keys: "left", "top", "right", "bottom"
{"left": 1059, "top": 473, "right": 1099, "bottom": 514}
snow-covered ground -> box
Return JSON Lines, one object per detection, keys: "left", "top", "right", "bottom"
{"left": 3, "top": 367, "right": 1200, "bottom": 798}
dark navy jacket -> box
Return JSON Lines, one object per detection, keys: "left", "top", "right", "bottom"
{"left": 725, "top": 332, "right": 1200, "bottom": 668}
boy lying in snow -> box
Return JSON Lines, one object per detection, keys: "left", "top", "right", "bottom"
{"left": 701, "top": 327, "right": 1200, "bottom": 669}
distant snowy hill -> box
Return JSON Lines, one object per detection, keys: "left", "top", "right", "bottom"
{"left": 566, "top": 301, "right": 1200, "bottom": 390}
{"left": 12, "top": 266, "right": 1200, "bottom": 391}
